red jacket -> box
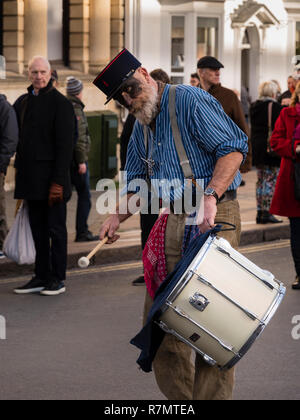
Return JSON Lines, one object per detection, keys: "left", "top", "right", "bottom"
{"left": 270, "top": 107, "right": 300, "bottom": 217}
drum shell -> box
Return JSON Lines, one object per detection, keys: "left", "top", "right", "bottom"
{"left": 159, "top": 237, "right": 285, "bottom": 369}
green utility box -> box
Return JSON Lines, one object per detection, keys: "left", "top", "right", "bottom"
{"left": 86, "top": 111, "right": 119, "bottom": 189}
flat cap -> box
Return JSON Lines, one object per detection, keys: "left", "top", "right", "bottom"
{"left": 197, "top": 56, "right": 224, "bottom": 69}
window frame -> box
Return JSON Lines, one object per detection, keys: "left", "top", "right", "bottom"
{"left": 161, "top": 7, "right": 222, "bottom": 84}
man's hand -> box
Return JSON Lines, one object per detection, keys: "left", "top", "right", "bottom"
{"left": 99, "top": 215, "right": 121, "bottom": 244}
{"left": 296, "top": 145, "right": 300, "bottom": 155}
{"left": 197, "top": 196, "right": 218, "bottom": 233}
{"left": 48, "top": 183, "right": 63, "bottom": 207}
{"left": 78, "top": 163, "right": 87, "bottom": 175}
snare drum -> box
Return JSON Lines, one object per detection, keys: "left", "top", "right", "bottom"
{"left": 158, "top": 235, "right": 286, "bottom": 370}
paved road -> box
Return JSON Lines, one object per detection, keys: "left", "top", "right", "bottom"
{"left": 0, "top": 240, "right": 299, "bottom": 400}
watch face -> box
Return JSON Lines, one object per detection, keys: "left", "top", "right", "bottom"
{"left": 204, "top": 188, "right": 219, "bottom": 202}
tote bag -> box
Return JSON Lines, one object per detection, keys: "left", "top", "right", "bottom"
{"left": 3, "top": 201, "right": 36, "bottom": 265}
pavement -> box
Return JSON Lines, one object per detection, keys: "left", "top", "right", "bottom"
{"left": 0, "top": 170, "right": 291, "bottom": 278}
{"left": 0, "top": 241, "right": 298, "bottom": 400}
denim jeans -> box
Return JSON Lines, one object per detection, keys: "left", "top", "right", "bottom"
{"left": 71, "top": 163, "right": 92, "bottom": 236}
{"left": 290, "top": 217, "right": 300, "bottom": 277}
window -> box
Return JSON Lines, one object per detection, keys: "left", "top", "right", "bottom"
{"left": 171, "top": 16, "right": 185, "bottom": 84}
{"left": 197, "top": 17, "right": 219, "bottom": 60}
{"left": 296, "top": 22, "right": 300, "bottom": 56}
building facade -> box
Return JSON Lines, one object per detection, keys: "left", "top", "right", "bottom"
{"left": 1, "top": 0, "right": 300, "bottom": 187}
{"left": 0, "top": 0, "right": 125, "bottom": 109}
{"left": 0, "top": 0, "right": 124, "bottom": 75}
{"left": 1, "top": 0, "right": 300, "bottom": 104}
{"left": 126, "top": 0, "right": 300, "bottom": 101}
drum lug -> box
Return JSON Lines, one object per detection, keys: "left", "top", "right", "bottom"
{"left": 189, "top": 292, "right": 210, "bottom": 312}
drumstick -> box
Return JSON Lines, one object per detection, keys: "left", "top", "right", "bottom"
{"left": 78, "top": 237, "right": 109, "bottom": 269}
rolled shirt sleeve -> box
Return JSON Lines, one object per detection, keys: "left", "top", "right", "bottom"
{"left": 192, "top": 91, "right": 249, "bottom": 162}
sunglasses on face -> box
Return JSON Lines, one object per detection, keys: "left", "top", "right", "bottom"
{"left": 113, "top": 77, "right": 143, "bottom": 108}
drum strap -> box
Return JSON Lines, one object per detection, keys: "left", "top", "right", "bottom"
{"left": 168, "top": 85, "right": 194, "bottom": 180}
{"left": 143, "top": 85, "right": 195, "bottom": 182}
{"left": 216, "top": 221, "right": 236, "bottom": 232}
{"left": 143, "top": 85, "right": 236, "bottom": 232}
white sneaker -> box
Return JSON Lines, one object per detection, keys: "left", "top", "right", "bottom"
{"left": 0, "top": 251, "right": 5, "bottom": 259}
{"left": 40, "top": 282, "right": 66, "bottom": 296}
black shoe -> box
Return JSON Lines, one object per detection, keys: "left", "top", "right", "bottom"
{"left": 75, "top": 231, "right": 99, "bottom": 242}
{"left": 260, "top": 211, "right": 283, "bottom": 224}
{"left": 240, "top": 180, "right": 246, "bottom": 187}
{"left": 14, "top": 277, "right": 47, "bottom": 294}
{"left": 292, "top": 277, "right": 300, "bottom": 290}
{"left": 40, "top": 281, "right": 66, "bottom": 296}
{"left": 132, "top": 276, "right": 146, "bottom": 286}
{"left": 256, "top": 211, "right": 263, "bottom": 224}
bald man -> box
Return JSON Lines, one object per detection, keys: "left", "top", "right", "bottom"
{"left": 13, "top": 56, "right": 76, "bottom": 296}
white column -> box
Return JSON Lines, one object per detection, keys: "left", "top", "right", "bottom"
{"left": 89, "top": 0, "right": 111, "bottom": 74}
{"left": 24, "top": 0, "right": 48, "bottom": 65}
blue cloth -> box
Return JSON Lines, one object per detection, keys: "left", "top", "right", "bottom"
{"left": 125, "top": 85, "right": 248, "bottom": 202}
{"left": 130, "top": 225, "right": 222, "bottom": 373}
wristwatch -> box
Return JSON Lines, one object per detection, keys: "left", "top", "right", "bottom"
{"left": 204, "top": 187, "right": 220, "bottom": 203}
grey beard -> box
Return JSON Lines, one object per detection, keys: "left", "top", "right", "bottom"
{"left": 133, "top": 87, "right": 159, "bottom": 126}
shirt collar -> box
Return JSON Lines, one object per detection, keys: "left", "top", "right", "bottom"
{"left": 149, "top": 82, "right": 167, "bottom": 132}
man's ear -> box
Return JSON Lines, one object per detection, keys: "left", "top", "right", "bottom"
{"left": 138, "top": 67, "right": 151, "bottom": 83}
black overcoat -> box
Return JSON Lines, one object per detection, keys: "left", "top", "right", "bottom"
{"left": 14, "top": 82, "right": 76, "bottom": 201}
{"left": 250, "top": 99, "right": 283, "bottom": 168}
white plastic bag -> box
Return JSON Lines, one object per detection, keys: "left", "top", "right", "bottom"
{"left": 3, "top": 201, "right": 36, "bottom": 265}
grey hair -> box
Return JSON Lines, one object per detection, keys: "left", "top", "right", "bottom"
{"left": 258, "top": 81, "right": 278, "bottom": 99}
{"left": 28, "top": 56, "right": 51, "bottom": 72}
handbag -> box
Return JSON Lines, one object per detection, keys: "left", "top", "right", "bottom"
{"left": 3, "top": 201, "right": 36, "bottom": 265}
{"left": 292, "top": 137, "right": 300, "bottom": 201}
{"left": 266, "top": 102, "right": 279, "bottom": 158}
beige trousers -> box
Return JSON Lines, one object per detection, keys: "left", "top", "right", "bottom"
{"left": 143, "top": 200, "right": 241, "bottom": 400}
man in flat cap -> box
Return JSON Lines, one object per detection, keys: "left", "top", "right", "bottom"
{"left": 94, "top": 49, "right": 248, "bottom": 400}
{"left": 197, "top": 56, "right": 251, "bottom": 173}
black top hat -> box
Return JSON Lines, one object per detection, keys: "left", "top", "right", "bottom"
{"left": 93, "top": 49, "right": 142, "bottom": 104}
{"left": 197, "top": 56, "right": 224, "bottom": 70}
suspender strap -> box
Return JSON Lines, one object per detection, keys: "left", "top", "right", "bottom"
{"left": 169, "top": 85, "right": 194, "bottom": 179}
{"left": 143, "top": 85, "right": 194, "bottom": 181}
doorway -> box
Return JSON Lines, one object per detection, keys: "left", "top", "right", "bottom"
{"left": 241, "top": 26, "right": 260, "bottom": 101}
{"left": 47, "top": 0, "right": 70, "bottom": 66}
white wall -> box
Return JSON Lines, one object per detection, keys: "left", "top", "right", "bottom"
{"left": 137, "top": 0, "right": 162, "bottom": 71}
{"left": 126, "top": 0, "right": 297, "bottom": 99}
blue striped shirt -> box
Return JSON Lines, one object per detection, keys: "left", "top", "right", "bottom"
{"left": 125, "top": 84, "right": 248, "bottom": 201}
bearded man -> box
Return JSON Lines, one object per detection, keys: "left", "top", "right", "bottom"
{"left": 94, "top": 49, "right": 248, "bottom": 400}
